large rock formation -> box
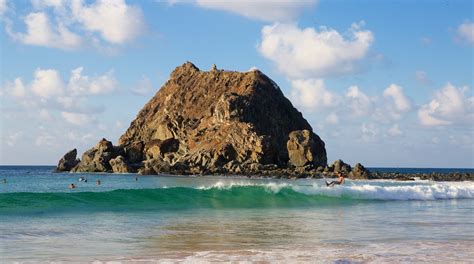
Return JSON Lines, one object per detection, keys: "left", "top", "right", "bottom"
{"left": 56, "top": 62, "right": 327, "bottom": 175}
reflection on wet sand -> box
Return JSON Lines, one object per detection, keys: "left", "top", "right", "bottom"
{"left": 145, "top": 211, "right": 306, "bottom": 255}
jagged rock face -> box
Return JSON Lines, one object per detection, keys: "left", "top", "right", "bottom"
{"left": 109, "top": 155, "right": 131, "bottom": 173}
{"left": 71, "top": 138, "right": 125, "bottom": 173}
{"left": 287, "top": 130, "right": 326, "bottom": 167}
{"left": 118, "top": 62, "right": 327, "bottom": 174}
{"left": 56, "top": 149, "right": 80, "bottom": 171}
{"left": 58, "top": 62, "right": 327, "bottom": 175}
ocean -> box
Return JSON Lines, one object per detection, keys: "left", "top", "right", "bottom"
{"left": 1, "top": 166, "right": 473, "bottom": 263}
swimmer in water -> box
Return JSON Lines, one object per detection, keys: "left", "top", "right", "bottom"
{"left": 96, "top": 179, "right": 101, "bottom": 185}
{"left": 68, "top": 183, "right": 76, "bottom": 189}
{"left": 326, "top": 172, "right": 345, "bottom": 187}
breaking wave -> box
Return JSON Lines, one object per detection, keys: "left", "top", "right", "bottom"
{"left": 1, "top": 181, "right": 472, "bottom": 214}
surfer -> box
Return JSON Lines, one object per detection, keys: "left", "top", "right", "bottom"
{"left": 68, "top": 183, "right": 76, "bottom": 189}
{"left": 326, "top": 172, "right": 345, "bottom": 187}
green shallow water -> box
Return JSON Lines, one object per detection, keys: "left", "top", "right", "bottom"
{"left": 0, "top": 187, "right": 363, "bottom": 214}
{"left": 1, "top": 166, "right": 473, "bottom": 262}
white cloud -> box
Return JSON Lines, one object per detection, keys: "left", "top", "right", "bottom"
{"left": 39, "top": 109, "right": 52, "bottom": 120}
{"left": 4, "top": 78, "right": 27, "bottom": 98}
{"left": 383, "top": 84, "right": 411, "bottom": 113}
{"left": 326, "top": 113, "right": 339, "bottom": 124}
{"left": 457, "top": 21, "right": 474, "bottom": 44}
{"left": 5, "top": 0, "right": 145, "bottom": 50}
{"left": 68, "top": 67, "right": 117, "bottom": 95}
{"left": 258, "top": 22, "right": 374, "bottom": 78}
{"left": 35, "top": 133, "right": 56, "bottom": 146}
{"left": 387, "top": 124, "right": 403, "bottom": 137}
{"left": 361, "top": 123, "right": 379, "bottom": 142}
{"left": 415, "top": 70, "right": 431, "bottom": 86}
{"left": 31, "top": 68, "right": 65, "bottom": 98}
{"left": 0, "top": 0, "right": 8, "bottom": 16}
{"left": 418, "top": 83, "right": 474, "bottom": 126}
{"left": 345, "top": 85, "right": 374, "bottom": 117}
{"left": 290, "top": 79, "right": 339, "bottom": 111}
{"left": 70, "top": 0, "right": 145, "bottom": 44}
{"left": 12, "top": 12, "right": 82, "bottom": 50}
{"left": 6, "top": 131, "right": 23, "bottom": 147}
{"left": 2, "top": 66, "right": 116, "bottom": 127}
{"left": 31, "top": 0, "right": 64, "bottom": 9}
{"left": 194, "top": 0, "right": 316, "bottom": 22}
{"left": 61, "top": 111, "right": 93, "bottom": 125}
{"left": 132, "top": 76, "right": 153, "bottom": 95}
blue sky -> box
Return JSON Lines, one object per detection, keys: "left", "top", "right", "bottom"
{"left": 0, "top": 0, "right": 473, "bottom": 167}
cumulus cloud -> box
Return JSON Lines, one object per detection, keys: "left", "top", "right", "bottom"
{"left": 418, "top": 83, "right": 474, "bottom": 126}
{"left": 68, "top": 67, "right": 117, "bottom": 95}
{"left": 361, "top": 123, "right": 379, "bottom": 142}
{"left": 70, "top": 0, "right": 145, "bottom": 44}
{"left": 290, "top": 79, "right": 340, "bottom": 111}
{"left": 345, "top": 85, "right": 374, "bottom": 117}
{"left": 10, "top": 12, "right": 82, "bottom": 50}
{"left": 258, "top": 22, "right": 374, "bottom": 78}
{"left": 387, "top": 124, "right": 403, "bottom": 137}
{"left": 383, "top": 84, "right": 411, "bottom": 114}
{"left": 5, "top": 0, "right": 145, "bottom": 50}
{"left": 61, "top": 111, "right": 93, "bottom": 125}
{"left": 457, "top": 21, "right": 474, "bottom": 44}
{"left": 31, "top": 0, "right": 64, "bottom": 9}
{"left": 31, "top": 68, "right": 65, "bottom": 98}
{"left": 4, "top": 78, "right": 27, "bottom": 98}
{"left": 194, "top": 0, "right": 316, "bottom": 22}
{"left": 1, "top": 66, "right": 117, "bottom": 125}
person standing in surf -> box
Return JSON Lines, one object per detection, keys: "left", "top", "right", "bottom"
{"left": 326, "top": 172, "right": 345, "bottom": 187}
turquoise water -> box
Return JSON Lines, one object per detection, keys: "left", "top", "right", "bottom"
{"left": 1, "top": 166, "right": 473, "bottom": 262}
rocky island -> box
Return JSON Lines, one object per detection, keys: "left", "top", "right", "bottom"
{"left": 57, "top": 62, "right": 473, "bottom": 181}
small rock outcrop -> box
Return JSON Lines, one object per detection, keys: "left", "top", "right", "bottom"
{"left": 56, "top": 149, "right": 80, "bottom": 171}
{"left": 349, "top": 163, "right": 371, "bottom": 179}
{"left": 325, "top": 159, "right": 352, "bottom": 174}
{"left": 57, "top": 62, "right": 328, "bottom": 175}
{"left": 71, "top": 138, "right": 123, "bottom": 173}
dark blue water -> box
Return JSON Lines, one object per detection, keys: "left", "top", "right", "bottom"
{"left": 368, "top": 167, "right": 474, "bottom": 174}
{"left": 1, "top": 165, "right": 472, "bottom": 174}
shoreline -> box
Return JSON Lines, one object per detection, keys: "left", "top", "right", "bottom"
{"left": 3, "top": 165, "right": 472, "bottom": 182}
{"left": 55, "top": 170, "right": 474, "bottom": 182}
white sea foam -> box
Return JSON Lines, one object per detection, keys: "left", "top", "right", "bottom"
{"left": 195, "top": 180, "right": 474, "bottom": 200}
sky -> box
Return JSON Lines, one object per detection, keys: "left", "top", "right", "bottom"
{"left": 0, "top": 0, "right": 473, "bottom": 167}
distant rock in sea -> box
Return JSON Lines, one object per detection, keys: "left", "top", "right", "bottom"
{"left": 57, "top": 62, "right": 327, "bottom": 176}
